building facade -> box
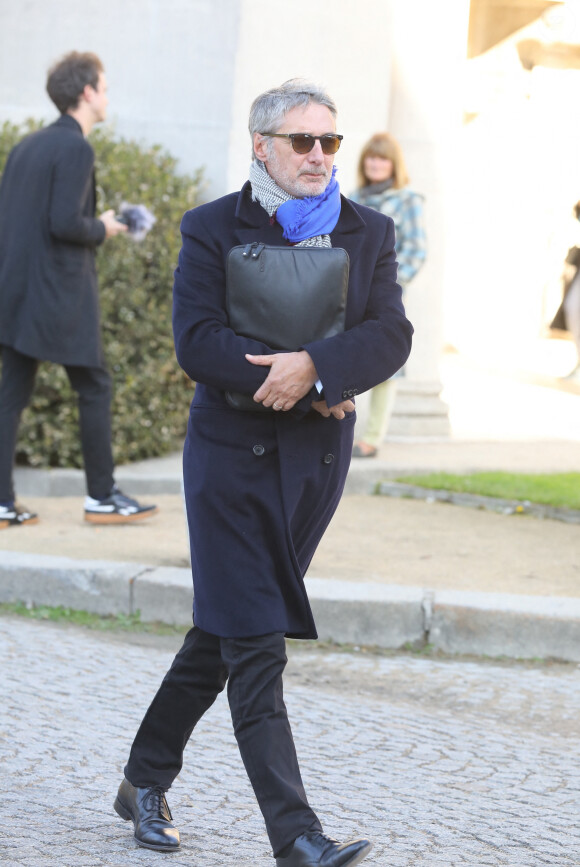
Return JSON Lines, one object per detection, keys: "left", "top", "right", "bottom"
{"left": 2, "top": 0, "right": 578, "bottom": 436}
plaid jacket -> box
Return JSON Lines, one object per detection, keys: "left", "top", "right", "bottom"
{"left": 349, "top": 185, "right": 426, "bottom": 287}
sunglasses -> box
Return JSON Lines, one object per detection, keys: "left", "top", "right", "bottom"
{"left": 259, "top": 132, "right": 343, "bottom": 155}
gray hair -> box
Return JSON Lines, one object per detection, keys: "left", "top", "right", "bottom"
{"left": 248, "top": 78, "right": 337, "bottom": 159}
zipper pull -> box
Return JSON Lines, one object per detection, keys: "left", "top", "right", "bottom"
{"left": 252, "top": 243, "right": 265, "bottom": 259}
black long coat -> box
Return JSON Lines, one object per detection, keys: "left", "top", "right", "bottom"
{"left": 0, "top": 114, "right": 106, "bottom": 366}
{"left": 173, "top": 183, "right": 413, "bottom": 640}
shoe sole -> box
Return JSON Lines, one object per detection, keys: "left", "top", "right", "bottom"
{"left": 113, "top": 796, "right": 181, "bottom": 853}
{"left": 84, "top": 507, "right": 158, "bottom": 525}
{"left": 0, "top": 516, "right": 39, "bottom": 529}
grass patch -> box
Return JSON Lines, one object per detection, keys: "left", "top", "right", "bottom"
{"left": 394, "top": 472, "right": 580, "bottom": 510}
{"left": 0, "top": 601, "right": 186, "bottom": 636}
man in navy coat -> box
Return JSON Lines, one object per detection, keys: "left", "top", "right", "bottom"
{"left": 115, "top": 79, "right": 413, "bottom": 866}
{"left": 0, "top": 51, "right": 157, "bottom": 527}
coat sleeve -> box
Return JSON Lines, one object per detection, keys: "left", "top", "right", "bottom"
{"left": 48, "top": 139, "right": 106, "bottom": 247}
{"left": 303, "top": 215, "right": 413, "bottom": 408}
{"left": 172, "top": 207, "right": 319, "bottom": 414}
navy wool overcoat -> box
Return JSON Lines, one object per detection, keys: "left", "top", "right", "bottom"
{"left": 173, "top": 182, "right": 413, "bottom": 640}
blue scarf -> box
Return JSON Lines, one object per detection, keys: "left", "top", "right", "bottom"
{"left": 276, "top": 166, "right": 341, "bottom": 243}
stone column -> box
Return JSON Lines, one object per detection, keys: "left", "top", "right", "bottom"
{"left": 383, "top": 0, "right": 471, "bottom": 436}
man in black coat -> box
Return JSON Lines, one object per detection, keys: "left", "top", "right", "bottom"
{"left": 0, "top": 51, "right": 157, "bottom": 528}
{"left": 114, "top": 80, "right": 412, "bottom": 866}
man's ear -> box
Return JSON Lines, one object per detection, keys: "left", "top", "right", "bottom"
{"left": 253, "top": 133, "right": 269, "bottom": 162}
{"left": 80, "top": 83, "right": 95, "bottom": 106}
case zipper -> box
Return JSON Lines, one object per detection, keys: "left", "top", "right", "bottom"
{"left": 242, "top": 242, "right": 266, "bottom": 259}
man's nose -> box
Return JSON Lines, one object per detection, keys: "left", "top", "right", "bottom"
{"left": 306, "top": 141, "right": 325, "bottom": 162}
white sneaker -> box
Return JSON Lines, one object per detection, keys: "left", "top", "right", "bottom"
{"left": 84, "top": 485, "right": 158, "bottom": 524}
{"left": 0, "top": 502, "right": 39, "bottom": 529}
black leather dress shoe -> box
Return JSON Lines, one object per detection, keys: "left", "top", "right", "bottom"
{"left": 276, "top": 830, "right": 372, "bottom": 867}
{"left": 114, "top": 777, "right": 180, "bottom": 852}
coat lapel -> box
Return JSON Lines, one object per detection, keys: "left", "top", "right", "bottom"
{"left": 234, "top": 181, "right": 287, "bottom": 246}
{"left": 330, "top": 195, "right": 367, "bottom": 264}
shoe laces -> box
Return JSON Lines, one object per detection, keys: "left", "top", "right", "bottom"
{"left": 305, "top": 830, "right": 338, "bottom": 854}
{"left": 143, "top": 785, "right": 172, "bottom": 820}
{"left": 110, "top": 487, "right": 139, "bottom": 508}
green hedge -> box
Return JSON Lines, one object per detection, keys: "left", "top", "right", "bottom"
{"left": 0, "top": 120, "right": 204, "bottom": 469}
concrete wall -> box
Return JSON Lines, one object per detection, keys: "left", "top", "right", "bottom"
{"left": 445, "top": 11, "right": 580, "bottom": 362}
{"left": 0, "top": 0, "right": 452, "bottom": 435}
{"left": 0, "top": 0, "right": 240, "bottom": 200}
{"left": 226, "top": 0, "right": 394, "bottom": 196}
{"left": 0, "top": 0, "right": 395, "bottom": 201}
{"left": 377, "top": 0, "right": 471, "bottom": 434}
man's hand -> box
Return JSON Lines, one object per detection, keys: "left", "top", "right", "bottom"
{"left": 100, "top": 209, "right": 128, "bottom": 238}
{"left": 246, "top": 350, "right": 317, "bottom": 410}
{"left": 311, "top": 399, "right": 355, "bottom": 419}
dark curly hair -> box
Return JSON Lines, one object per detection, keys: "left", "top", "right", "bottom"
{"left": 46, "top": 51, "right": 104, "bottom": 114}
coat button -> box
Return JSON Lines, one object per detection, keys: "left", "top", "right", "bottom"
{"left": 253, "top": 444, "right": 265, "bottom": 456}
{"left": 341, "top": 390, "right": 348, "bottom": 399}
{"left": 322, "top": 453, "right": 334, "bottom": 464}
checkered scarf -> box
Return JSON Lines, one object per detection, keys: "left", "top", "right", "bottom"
{"left": 249, "top": 159, "right": 332, "bottom": 248}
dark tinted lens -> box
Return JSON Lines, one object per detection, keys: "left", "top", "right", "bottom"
{"left": 289, "top": 134, "right": 342, "bottom": 155}
{"left": 320, "top": 135, "right": 342, "bottom": 154}
{"left": 291, "top": 134, "right": 315, "bottom": 154}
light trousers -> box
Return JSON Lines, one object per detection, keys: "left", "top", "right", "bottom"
{"left": 564, "top": 272, "right": 580, "bottom": 361}
{"left": 361, "top": 378, "right": 399, "bottom": 448}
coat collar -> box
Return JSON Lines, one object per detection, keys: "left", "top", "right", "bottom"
{"left": 233, "top": 180, "right": 368, "bottom": 258}
{"left": 54, "top": 114, "right": 84, "bottom": 137}
{"left": 234, "top": 181, "right": 282, "bottom": 245}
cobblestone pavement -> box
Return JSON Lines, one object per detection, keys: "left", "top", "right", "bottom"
{"left": 1, "top": 616, "right": 580, "bottom": 866}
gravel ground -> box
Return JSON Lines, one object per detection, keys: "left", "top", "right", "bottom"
{"left": 1, "top": 615, "right": 579, "bottom": 866}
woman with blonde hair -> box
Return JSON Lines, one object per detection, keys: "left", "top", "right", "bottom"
{"left": 351, "top": 132, "right": 426, "bottom": 457}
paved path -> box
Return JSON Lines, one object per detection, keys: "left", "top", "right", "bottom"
{"left": 2, "top": 492, "right": 579, "bottom": 599}
{"left": 1, "top": 615, "right": 579, "bottom": 866}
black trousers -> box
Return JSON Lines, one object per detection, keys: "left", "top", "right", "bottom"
{"left": 124, "top": 627, "right": 322, "bottom": 856}
{"left": 0, "top": 345, "right": 115, "bottom": 501}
